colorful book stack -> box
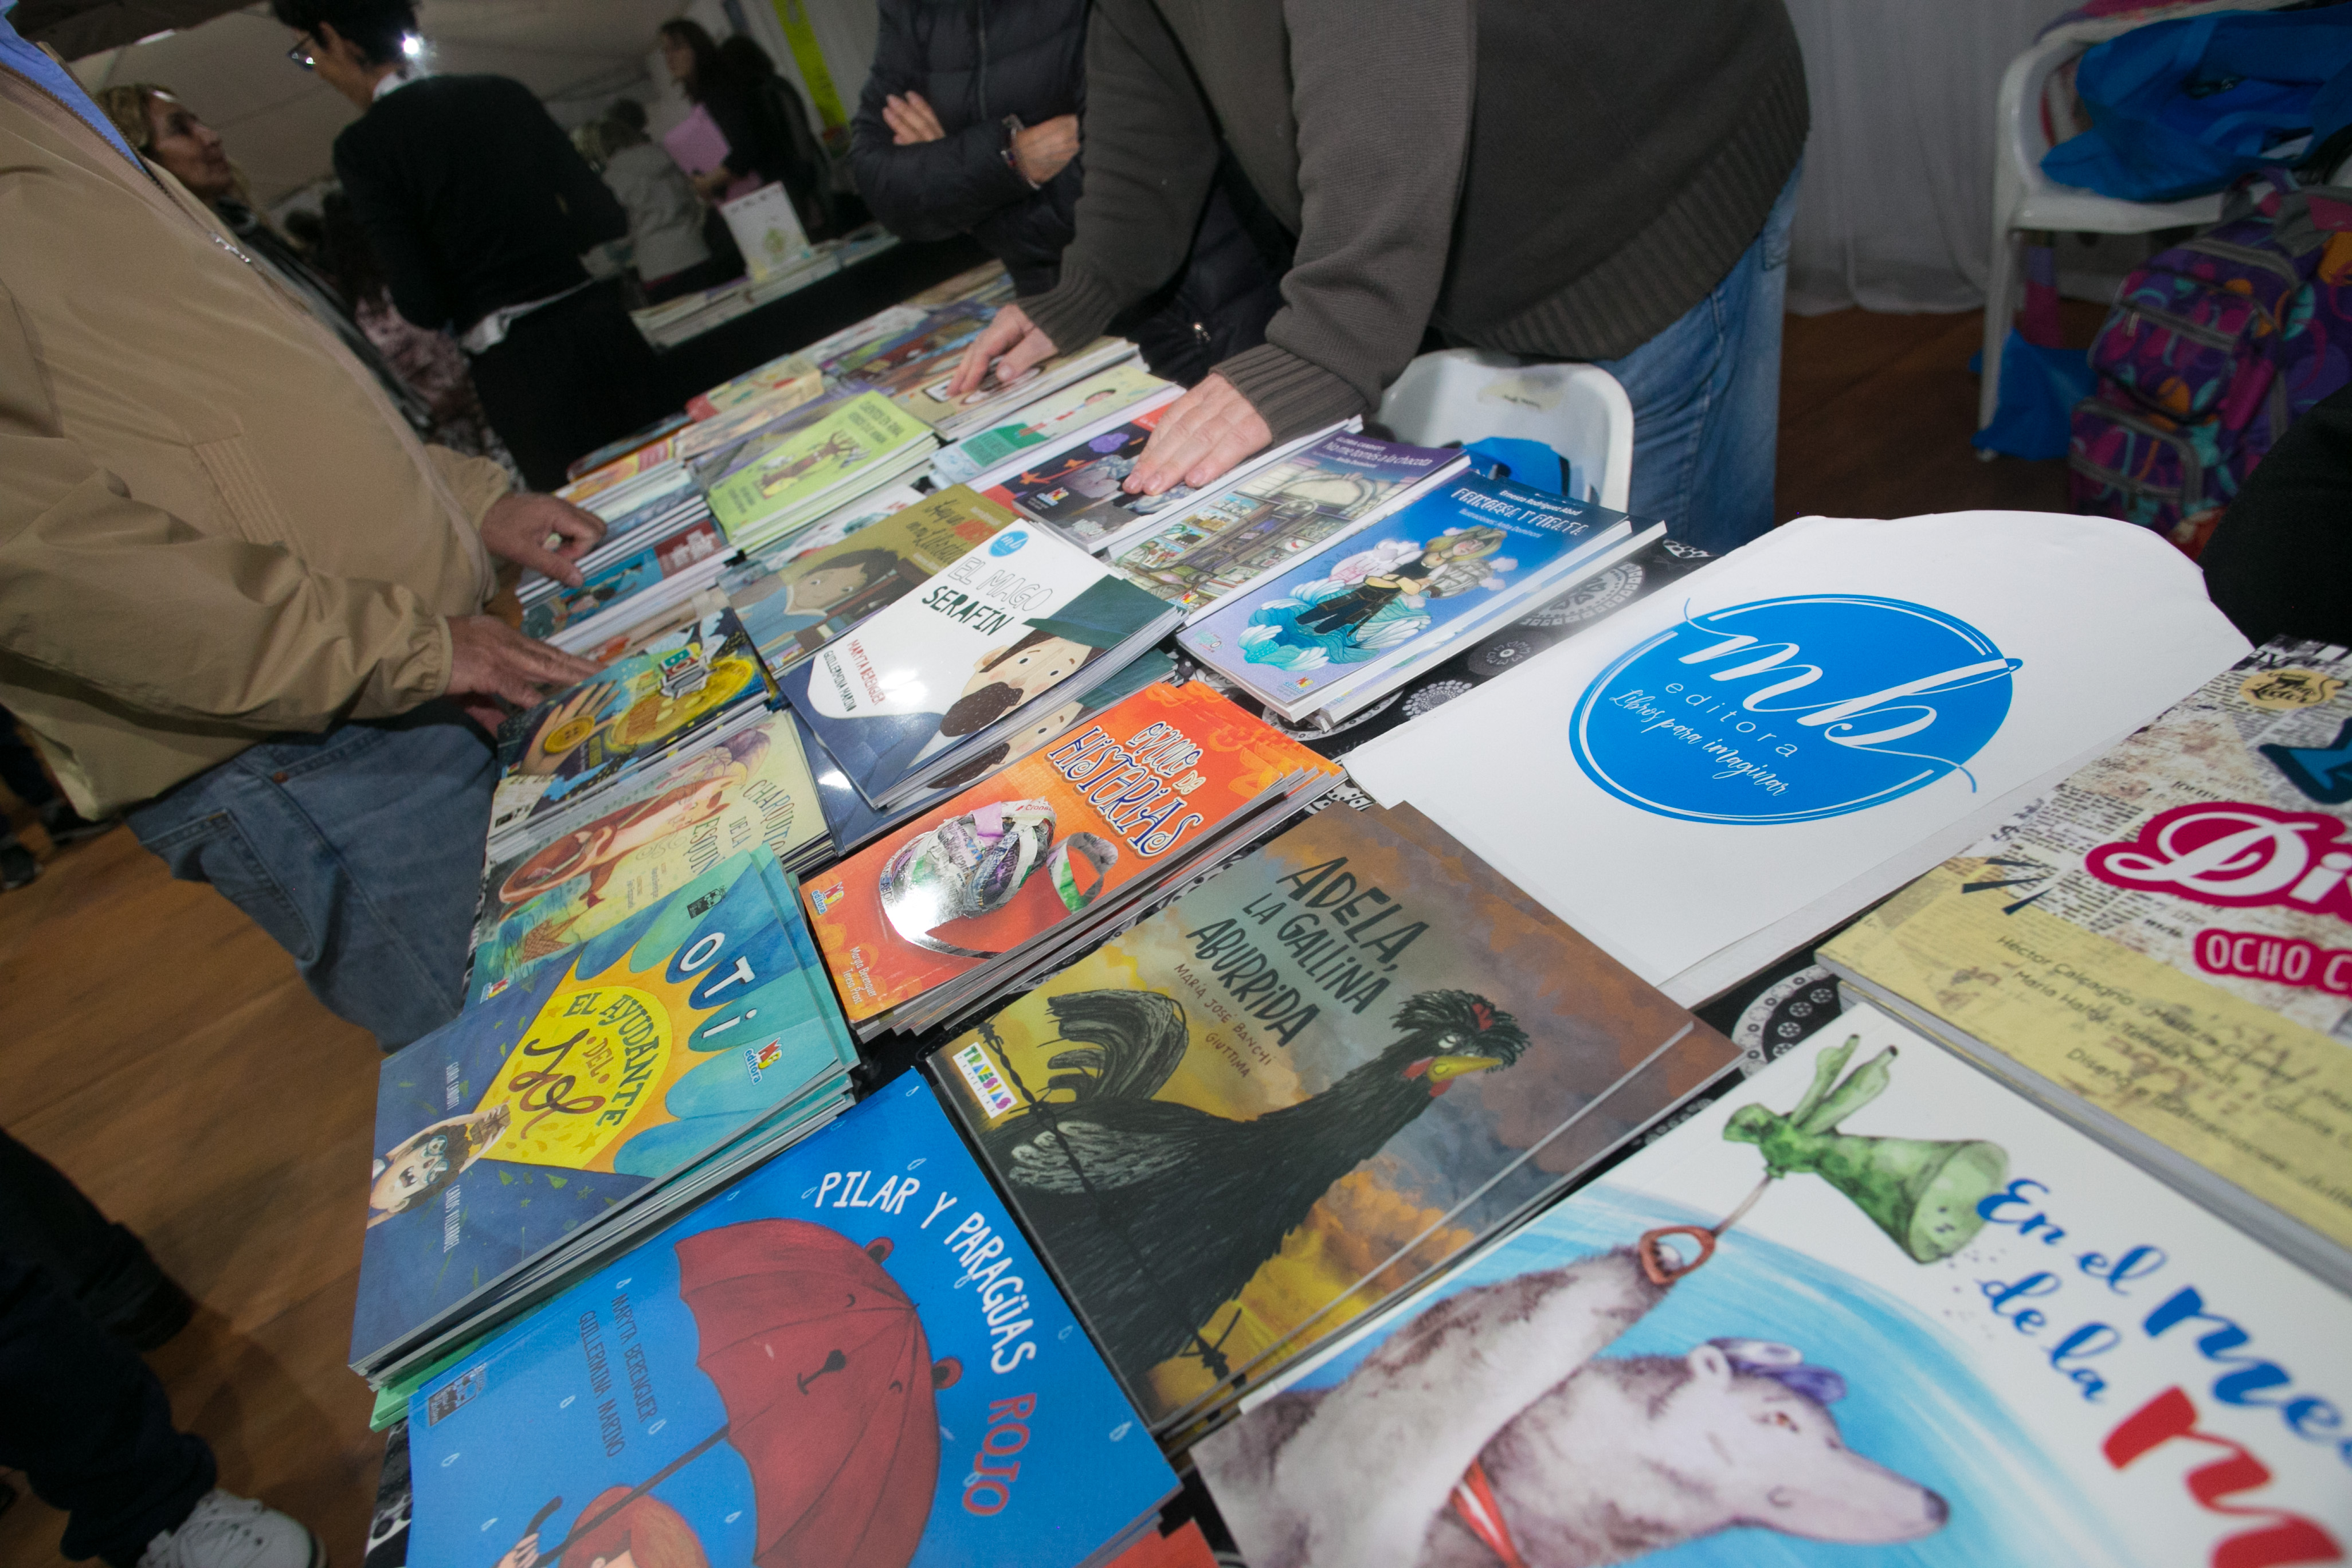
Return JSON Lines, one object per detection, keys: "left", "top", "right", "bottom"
{"left": 933, "top": 361, "right": 1174, "bottom": 485}
{"left": 401, "top": 1077, "right": 1181, "bottom": 1568}
{"left": 1822, "top": 636, "right": 2352, "bottom": 1289}
{"left": 351, "top": 846, "right": 859, "bottom": 1383}
{"left": 892, "top": 334, "right": 1140, "bottom": 442}
{"left": 704, "top": 392, "right": 939, "bottom": 555}
{"left": 485, "top": 610, "right": 775, "bottom": 860}
{"left": 800, "top": 679, "right": 1344, "bottom": 1037}
{"left": 683, "top": 350, "right": 823, "bottom": 421}
{"left": 1181, "top": 472, "right": 1661, "bottom": 723}
{"left": 931, "top": 803, "right": 1736, "bottom": 1440}
{"left": 1196, "top": 1006, "right": 2351, "bottom": 1567}
{"left": 522, "top": 465, "right": 722, "bottom": 655}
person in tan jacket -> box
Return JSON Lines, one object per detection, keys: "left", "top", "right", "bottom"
{"left": 0, "top": 28, "right": 613, "bottom": 1050}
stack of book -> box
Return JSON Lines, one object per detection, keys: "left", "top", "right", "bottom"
{"left": 562, "top": 412, "right": 692, "bottom": 483}
{"left": 351, "top": 844, "right": 859, "bottom": 1385}
{"left": 878, "top": 330, "right": 1139, "bottom": 441}
{"left": 780, "top": 526, "right": 1184, "bottom": 810}
{"left": 703, "top": 392, "right": 938, "bottom": 555}
{"left": 520, "top": 479, "right": 731, "bottom": 656}
{"left": 398, "top": 1077, "right": 1181, "bottom": 1568}
{"left": 485, "top": 610, "right": 776, "bottom": 861}
{"left": 1822, "top": 636, "right": 2352, "bottom": 1289}
{"left": 932, "top": 360, "right": 1174, "bottom": 485}
{"left": 1179, "top": 472, "right": 1661, "bottom": 724}
{"left": 929, "top": 802, "right": 1736, "bottom": 1442}
{"left": 469, "top": 709, "right": 835, "bottom": 1006}
{"left": 799, "top": 679, "right": 1344, "bottom": 1037}
{"left": 683, "top": 349, "right": 822, "bottom": 420}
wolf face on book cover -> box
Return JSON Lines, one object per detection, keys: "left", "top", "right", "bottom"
{"left": 1195, "top": 1009, "right": 2350, "bottom": 1568}
{"left": 932, "top": 805, "right": 1733, "bottom": 1429}
{"left": 405, "top": 1077, "right": 1177, "bottom": 1568}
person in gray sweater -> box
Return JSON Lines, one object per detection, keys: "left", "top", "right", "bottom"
{"left": 950, "top": 0, "right": 1808, "bottom": 554}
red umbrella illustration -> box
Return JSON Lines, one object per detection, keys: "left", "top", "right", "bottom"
{"left": 522, "top": 1220, "right": 960, "bottom": 1568}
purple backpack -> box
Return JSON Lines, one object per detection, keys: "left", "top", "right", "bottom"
{"left": 2068, "top": 173, "right": 2352, "bottom": 552}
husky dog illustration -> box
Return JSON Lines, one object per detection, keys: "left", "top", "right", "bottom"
{"left": 1199, "top": 1247, "right": 1949, "bottom": 1568}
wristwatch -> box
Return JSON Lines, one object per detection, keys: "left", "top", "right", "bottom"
{"left": 1001, "top": 114, "right": 1039, "bottom": 190}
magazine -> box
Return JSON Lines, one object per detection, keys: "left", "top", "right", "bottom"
{"left": 403, "top": 1076, "right": 1179, "bottom": 1568}
{"left": 1195, "top": 1007, "right": 2352, "bottom": 1568}
{"left": 930, "top": 803, "right": 1736, "bottom": 1430}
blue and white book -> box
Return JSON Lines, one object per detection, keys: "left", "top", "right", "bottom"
{"left": 1179, "top": 475, "right": 1655, "bottom": 722}
{"left": 407, "top": 1074, "right": 1178, "bottom": 1568}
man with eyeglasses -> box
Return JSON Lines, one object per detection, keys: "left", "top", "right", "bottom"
{"left": 276, "top": 0, "right": 661, "bottom": 490}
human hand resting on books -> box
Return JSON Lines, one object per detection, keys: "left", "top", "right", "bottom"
{"left": 445, "top": 616, "right": 602, "bottom": 726}
{"left": 946, "top": 303, "right": 1060, "bottom": 399}
{"left": 478, "top": 492, "right": 607, "bottom": 589}
{"left": 1125, "top": 373, "right": 1270, "bottom": 496}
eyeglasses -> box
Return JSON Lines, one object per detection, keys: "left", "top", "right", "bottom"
{"left": 286, "top": 36, "right": 315, "bottom": 70}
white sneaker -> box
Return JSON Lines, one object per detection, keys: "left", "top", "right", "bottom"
{"left": 138, "top": 1490, "right": 323, "bottom": 1568}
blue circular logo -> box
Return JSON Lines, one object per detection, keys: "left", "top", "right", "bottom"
{"left": 989, "top": 530, "right": 1030, "bottom": 557}
{"left": 1569, "top": 594, "right": 2021, "bottom": 825}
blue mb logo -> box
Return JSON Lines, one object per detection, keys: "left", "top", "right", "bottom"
{"left": 1569, "top": 594, "right": 2021, "bottom": 824}
{"left": 989, "top": 530, "right": 1030, "bottom": 556}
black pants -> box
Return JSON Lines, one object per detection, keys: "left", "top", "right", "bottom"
{"left": 0, "top": 1136, "right": 213, "bottom": 1564}
{"left": 465, "top": 280, "right": 663, "bottom": 491}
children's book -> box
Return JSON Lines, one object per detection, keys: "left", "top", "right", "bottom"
{"left": 805, "top": 303, "right": 928, "bottom": 377}
{"left": 520, "top": 514, "right": 731, "bottom": 650}
{"left": 930, "top": 802, "right": 1736, "bottom": 1432}
{"left": 906, "top": 258, "right": 1013, "bottom": 308}
{"left": 896, "top": 336, "right": 1139, "bottom": 442}
{"left": 779, "top": 526, "right": 1182, "bottom": 808}
{"left": 832, "top": 301, "right": 994, "bottom": 394}
{"left": 472, "top": 714, "right": 830, "bottom": 1004}
{"left": 718, "top": 181, "right": 813, "bottom": 285}
{"left": 684, "top": 350, "right": 822, "bottom": 421}
{"left": 724, "top": 485, "right": 1018, "bottom": 680}
{"left": 1822, "top": 637, "right": 2352, "bottom": 1289}
{"left": 976, "top": 398, "right": 1227, "bottom": 553}
{"left": 702, "top": 393, "right": 936, "bottom": 550}
{"left": 935, "top": 363, "right": 1173, "bottom": 484}
{"left": 1195, "top": 1005, "right": 2352, "bottom": 1568}
{"left": 404, "top": 1076, "right": 1179, "bottom": 1568}
{"left": 565, "top": 413, "right": 693, "bottom": 483}
{"left": 487, "top": 610, "right": 773, "bottom": 857}
{"left": 1345, "top": 512, "right": 2253, "bottom": 1006}
{"left": 800, "top": 680, "right": 1342, "bottom": 1030}
{"left": 1107, "top": 431, "right": 1463, "bottom": 611}
{"left": 1180, "top": 475, "right": 1649, "bottom": 721}
{"left": 352, "top": 849, "right": 856, "bottom": 1372}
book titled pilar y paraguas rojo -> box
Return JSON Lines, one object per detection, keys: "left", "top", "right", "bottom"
{"left": 799, "top": 680, "right": 1343, "bottom": 1025}
{"left": 931, "top": 802, "right": 1736, "bottom": 1432}
{"left": 352, "top": 848, "right": 856, "bottom": 1372}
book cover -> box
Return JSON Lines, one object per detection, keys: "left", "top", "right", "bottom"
{"left": 473, "top": 714, "right": 827, "bottom": 1003}
{"left": 800, "top": 681, "right": 1340, "bottom": 1023}
{"left": 896, "top": 338, "right": 1135, "bottom": 438}
{"left": 488, "top": 611, "right": 770, "bottom": 850}
{"left": 807, "top": 303, "right": 928, "bottom": 377}
{"left": 834, "top": 303, "right": 993, "bottom": 395}
{"left": 703, "top": 394, "right": 933, "bottom": 538}
{"left": 1820, "top": 638, "right": 2352, "bottom": 1264}
{"left": 672, "top": 387, "right": 848, "bottom": 475}
{"left": 405, "top": 1075, "right": 1177, "bottom": 1568}
{"left": 979, "top": 401, "right": 1208, "bottom": 551}
{"left": 1108, "top": 432, "right": 1459, "bottom": 611}
{"left": 1181, "top": 476, "right": 1632, "bottom": 713}
{"left": 780, "top": 527, "right": 1174, "bottom": 805}
{"left": 352, "top": 849, "right": 853, "bottom": 1366}
{"left": 936, "top": 364, "right": 1171, "bottom": 484}
{"left": 1344, "top": 512, "right": 2252, "bottom": 1003}
{"left": 1195, "top": 1006, "right": 2351, "bottom": 1568}
{"left": 520, "top": 516, "right": 728, "bottom": 644}
{"left": 931, "top": 803, "right": 1735, "bottom": 1428}
{"left": 684, "top": 351, "right": 822, "bottom": 421}
{"left": 719, "top": 182, "right": 813, "bottom": 285}
{"left": 726, "top": 485, "right": 1018, "bottom": 679}
{"left": 565, "top": 414, "right": 693, "bottom": 484}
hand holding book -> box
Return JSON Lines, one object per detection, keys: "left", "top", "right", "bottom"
{"left": 1124, "top": 371, "right": 1271, "bottom": 496}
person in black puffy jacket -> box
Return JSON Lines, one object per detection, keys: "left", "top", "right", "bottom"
{"left": 850, "top": 0, "right": 1279, "bottom": 386}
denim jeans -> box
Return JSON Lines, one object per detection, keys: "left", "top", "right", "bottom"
{"left": 126, "top": 702, "right": 494, "bottom": 1050}
{"left": 1597, "top": 163, "right": 1802, "bottom": 556}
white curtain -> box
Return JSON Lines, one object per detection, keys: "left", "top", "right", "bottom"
{"left": 1783, "top": 0, "right": 2079, "bottom": 315}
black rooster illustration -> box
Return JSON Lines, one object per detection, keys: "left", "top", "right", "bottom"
{"left": 978, "top": 987, "right": 1528, "bottom": 1382}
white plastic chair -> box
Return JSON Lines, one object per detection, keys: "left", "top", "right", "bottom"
{"left": 1375, "top": 350, "right": 1634, "bottom": 512}
{"left": 1977, "top": 3, "right": 2306, "bottom": 443}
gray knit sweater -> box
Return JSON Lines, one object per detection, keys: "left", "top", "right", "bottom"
{"left": 1020, "top": 0, "right": 1809, "bottom": 442}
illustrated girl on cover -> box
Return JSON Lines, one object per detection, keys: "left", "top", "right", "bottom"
{"left": 367, "top": 1105, "right": 512, "bottom": 1228}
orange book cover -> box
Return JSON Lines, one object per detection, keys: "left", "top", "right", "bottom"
{"left": 801, "top": 681, "right": 1339, "bottom": 1022}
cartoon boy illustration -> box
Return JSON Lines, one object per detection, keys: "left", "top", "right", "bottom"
{"left": 1292, "top": 525, "right": 1511, "bottom": 641}
{"left": 731, "top": 547, "right": 904, "bottom": 645}
{"left": 366, "top": 1104, "right": 512, "bottom": 1228}
{"left": 492, "top": 1489, "right": 707, "bottom": 1568}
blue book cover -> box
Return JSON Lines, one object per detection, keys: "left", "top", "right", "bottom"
{"left": 407, "top": 1075, "right": 1178, "bottom": 1568}
{"left": 1179, "top": 475, "right": 1630, "bottom": 714}
{"left": 352, "top": 849, "right": 855, "bottom": 1368}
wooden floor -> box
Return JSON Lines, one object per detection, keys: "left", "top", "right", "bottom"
{"left": 0, "top": 305, "right": 2088, "bottom": 1568}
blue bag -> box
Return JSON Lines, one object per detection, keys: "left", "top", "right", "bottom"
{"left": 2043, "top": 9, "right": 2352, "bottom": 203}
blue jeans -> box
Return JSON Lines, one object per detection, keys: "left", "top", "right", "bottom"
{"left": 126, "top": 703, "right": 494, "bottom": 1050}
{"left": 1597, "top": 163, "right": 1801, "bottom": 556}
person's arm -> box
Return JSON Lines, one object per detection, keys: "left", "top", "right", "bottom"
{"left": 0, "top": 282, "right": 450, "bottom": 730}
{"left": 1214, "top": 0, "right": 1474, "bottom": 440}
{"left": 424, "top": 444, "right": 513, "bottom": 531}
{"left": 334, "top": 133, "right": 455, "bottom": 333}
{"left": 848, "top": 0, "right": 1041, "bottom": 241}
